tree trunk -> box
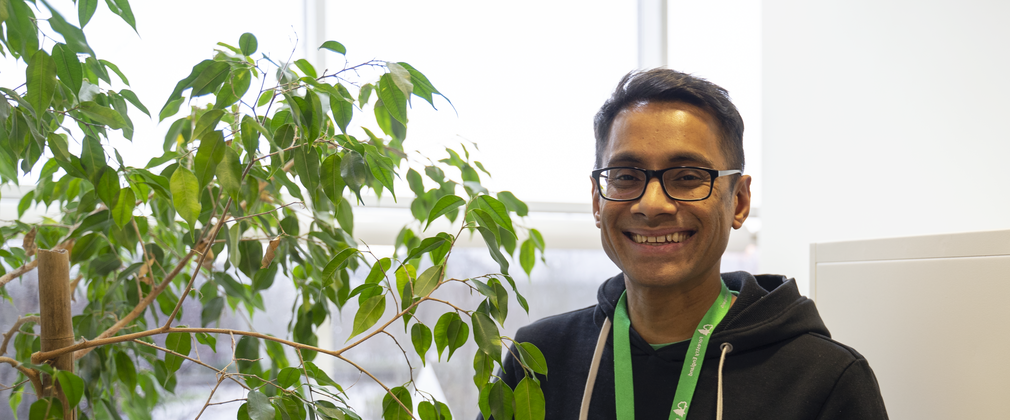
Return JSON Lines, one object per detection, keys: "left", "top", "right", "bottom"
{"left": 38, "top": 248, "right": 75, "bottom": 419}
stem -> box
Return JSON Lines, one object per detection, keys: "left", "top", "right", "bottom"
{"left": 0, "top": 316, "right": 40, "bottom": 356}
{"left": 0, "top": 356, "right": 42, "bottom": 396}
{"left": 0, "top": 240, "right": 74, "bottom": 289}
{"left": 229, "top": 201, "right": 304, "bottom": 224}
{"left": 130, "top": 339, "right": 248, "bottom": 391}
{"left": 73, "top": 249, "right": 196, "bottom": 360}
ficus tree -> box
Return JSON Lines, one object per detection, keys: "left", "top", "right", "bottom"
{"left": 0, "top": 1, "right": 549, "bottom": 419}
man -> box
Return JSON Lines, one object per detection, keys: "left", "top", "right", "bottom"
{"left": 485, "top": 69, "right": 888, "bottom": 419}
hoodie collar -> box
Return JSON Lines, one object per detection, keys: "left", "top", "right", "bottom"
{"left": 593, "top": 271, "right": 830, "bottom": 356}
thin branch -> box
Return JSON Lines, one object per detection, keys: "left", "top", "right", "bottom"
{"left": 162, "top": 197, "right": 233, "bottom": 329}
{"left": 194, "top": 373, "right": 226, "bottom": 420}
{"left": 229, "top": 201, "right": 304, "bottom": 224}
{"left": 0, "top": 240, "right": 74, "bottom": 289}
{"left": 74, "top": 249, "right": 197, "bottom": 360}
{"left": 425, "top": 297, "right": 471, "bottom": 315}
{"left": 1, "top": 316, "right": 40, "bottom": 356}
{"left": 0, "top": 356, "right": 42, "bottom": 396}
{"left": 130, "top": 339, "right": 248, "bottom": 391}
{"left": 334, "top": 353, "right": 416, "bottom": 420}
{"left": 380, "top": 331, "right": 415, "bottom": 384}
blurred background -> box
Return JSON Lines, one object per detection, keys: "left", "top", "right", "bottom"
{"left": 3, "top": 0, "right": 1008, "bottom": 418}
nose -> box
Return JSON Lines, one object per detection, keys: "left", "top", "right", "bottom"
{"left": 632, "top": 177, "right": 679, "bottom": 218}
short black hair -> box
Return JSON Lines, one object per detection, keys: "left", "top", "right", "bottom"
{"left": 593, "top": 69, "right": 745, "bottom": 171}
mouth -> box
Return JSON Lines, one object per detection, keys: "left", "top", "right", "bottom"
{"left": 627, "top": 231, "right": 695, "bottom": 245}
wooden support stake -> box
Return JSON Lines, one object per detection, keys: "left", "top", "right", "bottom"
{"left": 38, "top": 248, "right": 75, "bottom": 419}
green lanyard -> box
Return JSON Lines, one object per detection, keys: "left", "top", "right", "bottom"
{"left": 613, "top": 279, "right": 733, "bottom": 420}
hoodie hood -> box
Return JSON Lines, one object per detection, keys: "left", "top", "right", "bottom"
{"left": 592, "top": 271, "right": 831, "bottom": 357}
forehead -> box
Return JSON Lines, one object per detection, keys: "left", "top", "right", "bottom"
{"left": 602, "top": 101, "right": 727, "bottom": 169}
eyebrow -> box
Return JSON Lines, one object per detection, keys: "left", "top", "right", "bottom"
{"left": 606, "top": 151, "right": 717, "bottom": 168}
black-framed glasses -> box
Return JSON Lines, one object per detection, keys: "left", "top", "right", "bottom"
{"left": 591, "top": 166, "right": 742, "bottom": 202}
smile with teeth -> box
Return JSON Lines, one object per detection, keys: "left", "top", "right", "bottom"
{"left": 629, "top": 231, "right": 693, "bottom": 244}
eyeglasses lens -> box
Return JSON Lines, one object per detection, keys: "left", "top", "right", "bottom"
{"left": 598, "top": 168, "right": 713, "bottom": 201}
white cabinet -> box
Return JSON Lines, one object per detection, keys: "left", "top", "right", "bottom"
{"left": 810, "top": 230, "right": 1010, "bottom": 419}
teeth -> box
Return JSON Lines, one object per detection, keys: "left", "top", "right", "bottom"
{"left": 632, "top": 232, "right": 691, "bottom": 244}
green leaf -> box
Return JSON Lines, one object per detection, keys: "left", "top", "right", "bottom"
{"left": 159, "top": 97, "right": 184, "bottom": 121}
{"left": 193, "top": 109, "right": 225, "bottom": 141}
{"left": 520, "top": 239, "right": 536, "bottom": 277}
{"left": 381, "top": 386, "right": 412, "bottom": 420}
{"left": 239, "top": 33, "right": 258, "bottom": 55}
{"left": 358, "top": 84, "right": 374, "bottom": 108}
{"left": 471, "top": 311, "right": 502, "bottom": 360}
{"left": 193, "top": 130, "right": 225, "bottom": 189}
{"left": 405, "top": 236, "right": 448, "bottom": 262}
{"left": 513, "top": 377, "right": 546, "bottom": 420}
{"left": 473, "top": 351, "right": 493, "bottom": 390}
{"left": 190, "top": 61, "right": 231, "bottom": 97}
{"left": 414, "top": 264, "right": 442, "bottom": 298}
{"left": 340, "top": 151, "right": 367, "bottom": 202}
{"left": 247, "top": 390, "right": 275, "bottom": 420}
{"left": 418, "top": 401, "right": 452, "bottom": 420}
{"left": 115, "top": 350, "right": 137, "bottom": 391}
{"left": 170, "top": 166, "right": 201, "bottom": 229}
{"left": 424, "top": 195, "right": 464, "bottom": 231}
{"left": 320, "top": 153, "right": 345, "bottom": 206}
{"left": 120, "top": 89, "right": 150, "bottom": 116}
{"left": 294, "top": 58, "right": 318, "bottom": 79}
{"left": 18, "top": 190, "right": 34, "bottom": 218}
{"left": 112, "top": 187, "right": 136, "bottom": 228}
{"left": 229, "top": 224, "right": 242, "bottom": 267}
{"left": 277, "top": 366, "right": 301, "bottom": 389}
{"left": 29, "top": 399, "right": 64, "bottom": 420}
{"left": 217, "top": 147, "right": 243, "bottom": 200}
{"left": 330, "top": 84, "right": 354, "bottom": 134}
{"left": 433, "top": 312, "right": 468, "bottom": 361}
{"left": 52, "top": 43, "right": 83, "bottom": 101}
{"left": 410, "top": 323, "right": 432, "bottom": 365}
{"left": 377, "top": 73, "right": 408, "bottom": 125}
{"left": 196, "top": 332, "right": 218, "bottom": 351}
{"left": 97, "top": 167, "right": 120, "bottom": 209}
{"left": 349, "top": 295, "right": 385, "bottom": 339}
{"left": 292, "top": 143, "right": 320, "bottom": 195}
{"left": 364, "top": 152, "right": 395, "bottom": 199}
{"left": 100, "top": 59, "right": 130, "bottom": 85}
{"left": 489, "top": 381, "right": 515, "bottom": 420}
{"left": 201, "top": 296, "right": 224, "bottom": 327}
{"left": 55, "top": 370, "right": 85, "bottom": 409}
{"left": 79, "top": 101, "right": 129, "bottom": 129}
{"left": 517, "top": 342, "right": 548, "bottom": 376}
{"left": 79, "top": 0, "right": 98, "bottom": 27}
{"left": 80, "top": 135, "right": 107, "bottom": 182}
{"left": 319, "top": 41, "right": 346, "bottom": 55}
{"left": 477, "top": 226, "right": 509, "bottom": 275}
{"left": 111, "top": 0, "right": 137, "bottom": 32}
{"left": 322, "top": 247, "right": 358, "bottom": 280}
{"left": 397, "top": 62, "right": 445, "bottom": 108}
{"left": 476, "top": 195, "right": 515, "bottom": 236}
{"left": 44, "top": 3, "right": 93, "bottom": 56}
{"left": 165, "top": 332, "right": 192, "bottom": 373}
{"left": 273, "top": 123, "right": 296, "bottom": 148}
{"left": 26, "top": 51, "right": 57, "bottom": 115}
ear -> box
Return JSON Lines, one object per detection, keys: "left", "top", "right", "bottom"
{"left": 732, "top": 175, "right": 752, "bottom": 230}
{"left": 591, "top": 176, "right": 602, "bottom": 228}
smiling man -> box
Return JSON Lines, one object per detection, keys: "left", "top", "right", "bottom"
{"left": 485, "top": 69, "right": 888, "bottom": 420}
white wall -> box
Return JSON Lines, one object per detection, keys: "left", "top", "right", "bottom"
{"left": 761, "top": 0, "right": 1010, "bottom": 292}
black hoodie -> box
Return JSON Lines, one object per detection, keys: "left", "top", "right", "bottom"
{"left": 483, "top": 271, "right": 888, "bottom": 419}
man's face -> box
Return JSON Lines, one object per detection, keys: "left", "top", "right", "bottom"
{"left": 592, "top": 101, "right": 751, "bottom": 292}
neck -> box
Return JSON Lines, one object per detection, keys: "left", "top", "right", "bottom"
{"left": 623, "top": 276, "right": 732, "bottom": 344}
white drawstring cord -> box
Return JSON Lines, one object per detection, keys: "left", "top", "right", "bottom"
{"left": 717, "top": 342, "right": 734, "bottom": 420}
{"left": 579, "top": 317, "right": 612, "bottom": 420}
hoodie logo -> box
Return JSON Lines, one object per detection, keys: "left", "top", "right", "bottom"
{"left": 698, "top": 324, "right": 714, "bottom": 336}
{"left": 673, "top": 401, "right": 688, "bottom": 417}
